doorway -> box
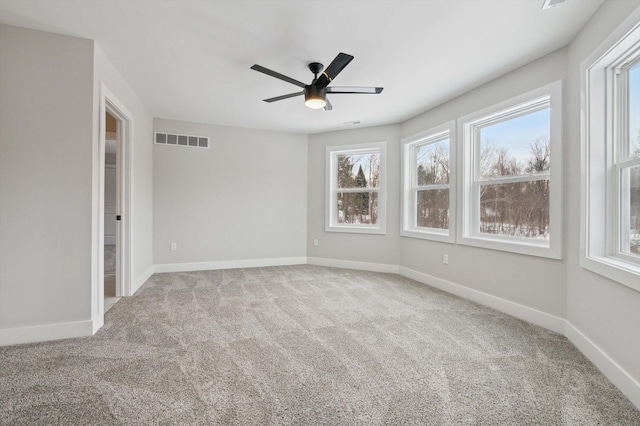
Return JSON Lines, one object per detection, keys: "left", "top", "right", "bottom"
{"left": 98, "top": 85, "right": 133, "bottom": 321}
{"left": 104, "top": 111, "right": 119, "bottom": 311}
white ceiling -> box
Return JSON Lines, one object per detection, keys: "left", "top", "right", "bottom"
{"left": 0, "top": 0, "right": 604, "bottom": 134}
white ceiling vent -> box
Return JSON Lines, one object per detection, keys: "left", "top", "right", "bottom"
{"left": 155, "top": 132, "right": 209, "bottom": 148}
{"left": 542, "top": 0, "right": 566, "bottom": 10}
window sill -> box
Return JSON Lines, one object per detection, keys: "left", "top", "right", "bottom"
{"left": 459, "top": 234, "right": 561, "bottom": 260}
{"left": 580, "top": 254, "right": 640, "bottom": 292}
{"left": 325, "top": 224, "right": 386, "bottom": 235}
{"left": 401, "top": 228, "right": 454, "bottom": 243}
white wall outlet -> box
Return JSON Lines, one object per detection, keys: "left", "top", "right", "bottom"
{"left": 443, "top": 254, "right": 449, "bottom": 265}
{"left": 313, "top": 239, "right": 319, "bottom": 247}
{"left": 170, "top": 242, "right": 177, "bottom": 251}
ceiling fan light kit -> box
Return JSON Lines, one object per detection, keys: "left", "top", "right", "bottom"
{"left": 251, "top": 53, "right": 383, "bottom": 111}
{"left": 304, "top": 85, "right": 327, "bottom": 109}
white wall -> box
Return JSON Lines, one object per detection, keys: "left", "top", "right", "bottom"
{"left": 93, "top": 44, "right": 154, "bottom": 298}
{"left": 153, "top": 119, "right": 308, "bottom": 268}
{"left": 0, "top": 25, "right": 95, "bottom": 338}
{"left": 307, "top": 125, "right": 402, "bottom": 268}
{"left": 565, "top": 0, "right": 640, "bottom": 393}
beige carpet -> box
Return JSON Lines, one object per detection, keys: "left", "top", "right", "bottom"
{"left": 1, "top": 265, "right": 638, "bottom": 424}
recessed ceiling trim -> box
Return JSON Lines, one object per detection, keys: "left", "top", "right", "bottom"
{"left": 542, "top": 0, "right": 566, "bottom": 10}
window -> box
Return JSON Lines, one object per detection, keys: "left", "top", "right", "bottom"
{"left": 459, "top": 81, "right": 562, "bottom": 259}
{"left": 582, "top": 19, "right": 640, "bottom": 291}
{"left": 617, "top": 58, "right": 640, "bottom": 262}
{"left": 402, "top": 121, "right": 455, "bottom": 242}
{"left": 326, "top": 142, "right": 386, "bottom": 234}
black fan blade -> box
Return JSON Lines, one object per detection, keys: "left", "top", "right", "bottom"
{"left": 327, "top": 86, "right": 384, "bottom": 94}
{"left": 314, "top": 53, "right": 354, "bottom": 88}
{"left": 323, "top": 98, "right": 333, "bottom": 111}
{"left": 250, "top": 64, "right": 306, "bottom": 88}
{"left": 263, "top": 91, "right": 304, "bottom": 103}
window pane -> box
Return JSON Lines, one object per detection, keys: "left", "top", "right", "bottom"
{"left": 416, "top": 189, "right": 449, "bottom": 229}
{"left": 628, "top": 60, "right": 640, "bottom": 157}
{"left": 415, "top": 139, "right": 449, "bottom": 185}
{"left": 479, "top": 180, "right": 549, "bottom": 239}
{"left": 337, "top": 153, "right": 380, "bottom": 189}
{"left": 622, "top": 166, "right": 640, "bottom": 256}
{"left": 479, "top": 108, "right": 550, "bottom": 178}
{"left": 336, "top": 192, "right": 378, "bottom": 225}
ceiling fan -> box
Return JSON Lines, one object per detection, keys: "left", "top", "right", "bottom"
{"left": 250, "top": 53, "right": 383, "bottom": 111}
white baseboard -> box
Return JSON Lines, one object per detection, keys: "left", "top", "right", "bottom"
{"left": 399, "top": 266, "right": 566, "bottom": 334}
{"left": 2, "top": 257, "right": 636, "bottom": 410}
{"left": 0, "top": 318, "right": 95, "bottom": 346}
{"left": 154, "top": 257, "right": 308, "bottom": 274}
{"left": 564, "top": 321, "right": 640, "bottom": 410}
{"left": 131, "top": 264, "right": 154, "bottom": 294}
{"left": 307, "top": 257, "right": 400, "bottom": 274}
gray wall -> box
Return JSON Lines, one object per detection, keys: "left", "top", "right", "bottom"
{"left": 94, "top": 44, "right": 155, "bottom": 294}
{"left": 305, "top": 0, "right": 640, "bottom": 399}
{"left": 0, "top": 25, "right": 95, "bottom": 329}
{"left": 307, "top": 125, "right": 401, "bottom": 267}
{"left": 153, "top": 119, "right": 308, "bottom": 266}
{"left": 306, "top": 51, "right": 567, "bottom": 316}
{"left": 565, "top": 0, "right": 640, "bottom": 386}
{"left": 399, "top": 49, "right": 568, "bottom": 318}
{"left": 1, "top": 0, "right": 638, "bottom": 398}
{"left": 0, "top": 25, "right": 154, "bottom": 340}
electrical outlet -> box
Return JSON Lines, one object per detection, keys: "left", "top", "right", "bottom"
{"left": 171, "top": 242, "right": 177, "bottom": 251}
{"left": 443, "top": 254, "right": 449, "bottom": 265}
{"left": 313, "top": 239, "right": 319, "bottom": 247}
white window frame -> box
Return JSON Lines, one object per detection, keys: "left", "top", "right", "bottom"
{"left": 401, "top": 121, "right": 456, "bottom": 242}
{"left": 581, "top": 16, "right": 640, "bottom": 292}
{"left": 325, "top": 142, "right": 386, "bottom": 234}
{"left": 458, "top": 81, "right": 563, "bottom": 259}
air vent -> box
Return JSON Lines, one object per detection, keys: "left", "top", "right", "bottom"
{"left": 154, "top": 132, "right": 209, "bottom": 148}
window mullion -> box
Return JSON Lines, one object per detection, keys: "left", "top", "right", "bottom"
{"left": 617, "top": 157, "right": 640, "bottom": 169}
{"left": 477, "top": 173, "right": 549, "bottom": 185}
{"left": 337, "top": 187, "right": 380, "bottom": 193}
{"left": 416, "top": 183, "right": 450, "bottom": 191}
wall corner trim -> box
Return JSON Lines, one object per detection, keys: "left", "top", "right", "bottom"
{"left": 564, "top": 321, "right": 640, "bottom": 410}
{"left": 132, "top": 264, "right": 155, "bottom": 294}
{"left": 92, "top": 313, "right": 104, "bottom": 334}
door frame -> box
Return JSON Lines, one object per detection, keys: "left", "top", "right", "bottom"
{"left": 98, "top": 84, "right": 133, "bottom": 318}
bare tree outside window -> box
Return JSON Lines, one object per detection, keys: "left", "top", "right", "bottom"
{"left": 625, "top": 61, "right": 640, "bottom": 255}
{"left": 415, "top": 139, "right": 449, "bottom": 229}
{"left": 477, "top": 108, "right": 551, "bottom": 239}
{"left": 336, "top": 153, "right": 380, "bottom": 225}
